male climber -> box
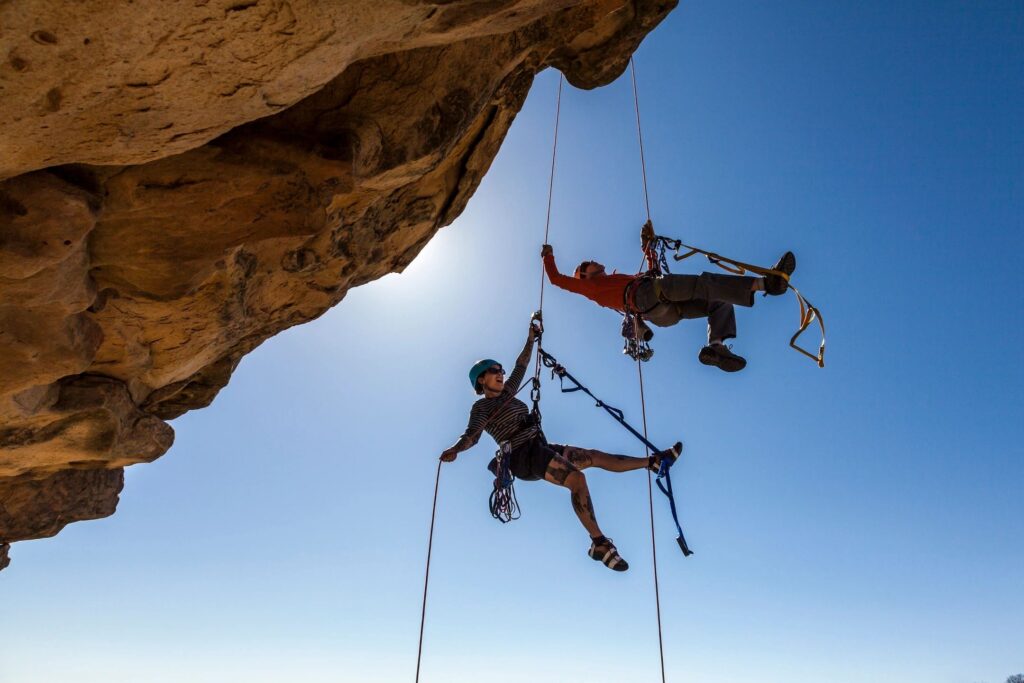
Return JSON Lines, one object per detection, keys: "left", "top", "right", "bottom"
{"left": 541, "top": 231, "right": 795, "bottom": 372}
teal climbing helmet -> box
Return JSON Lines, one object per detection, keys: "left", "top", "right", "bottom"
{"left": 469, "top": 358, "right": 501, "bottom": 394}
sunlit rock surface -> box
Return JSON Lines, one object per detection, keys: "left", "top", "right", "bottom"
{"left": 0, "top": 0, "right": 675, "bottom": 567}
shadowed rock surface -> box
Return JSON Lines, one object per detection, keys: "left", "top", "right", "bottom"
{"left": 0, "top": 0, "right": 676, "bottom": 568}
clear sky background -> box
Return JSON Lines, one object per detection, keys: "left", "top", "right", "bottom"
{"left": 2, "top": 2, "right": 1022, "bottom": 683}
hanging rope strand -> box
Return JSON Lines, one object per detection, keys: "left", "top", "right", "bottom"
{"left": 415, "top": 460, "right": 443, "bottom": 683}
{"left": 631, "top": 55, "right": 668, "bottom": 683}
{"left": 534, "top": 73, "right": 564, "bottom": 397}
{"left": 538, "top": 73, "right": 564, "bottom": 318}
{"left": 637, "top": 357, "right": 667, "bottom": 683}
{"left": 629, "top": 57, "right": 652, "bottom": 223}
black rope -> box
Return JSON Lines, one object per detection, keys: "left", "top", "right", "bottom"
{"left": 414, "top": 460, "right": 442, "bottom": 683}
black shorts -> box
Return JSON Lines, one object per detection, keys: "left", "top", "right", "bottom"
{"left": 489, "top": 436, "right": 565, "bottom": 481}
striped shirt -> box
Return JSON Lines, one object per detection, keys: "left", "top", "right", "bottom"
{"left": 456, "top": 362, "right": 540, "bottom": 452}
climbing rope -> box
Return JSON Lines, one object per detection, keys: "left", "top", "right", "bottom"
{"left": 537, "top": 74, "right": 563, "bottom": 320}
{"left": 415, "top": 460, "right": 442, "bottom": 683}
{"left": 533, "top": 72, "right": 563, "bottom": 402}
{"left": 489, "top": 441, "right": 521, "bottom": 523}
{"left": 418, "top": 75, "right": 562, "bottom": 677}
{"left": 630, "top": 58, "right": 652, "bottom": 223}
{"left": 629, "top": 55, "right": 668, "bottom": 683}
{"left": 415, "top": 359, "right": 537, "bottom": 682}
{"left": 636, "top": 356, "right": 667, "bottom": 683}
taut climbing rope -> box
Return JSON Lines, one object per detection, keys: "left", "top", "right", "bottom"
{"left": 629, "top": 55, "right": 670, "bottom": 683}
{"left": 416, "top": 75, "right": 563, "bottom": 678}
{"left": 415, "top": 460, "right": 441, "bottom": 683}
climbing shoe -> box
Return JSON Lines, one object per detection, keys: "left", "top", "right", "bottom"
{"left": 649, "top": 441, "right": 683, "bottom": 473}
{"left": 763, "top": 251, "right": 796, "bottom": 295}
{"left": 698, "top": 343, "right": 747, "bottom": 372}
{"left": 588, "top": 538, "right": 629, "bottom": 572}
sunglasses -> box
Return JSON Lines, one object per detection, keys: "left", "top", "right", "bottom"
{"left": 485, "top": 367, "right": 505, "bottom": 376}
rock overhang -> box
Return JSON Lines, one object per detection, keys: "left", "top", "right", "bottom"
{"left": 0, "top": 0, "right": 677, "bottom": 569}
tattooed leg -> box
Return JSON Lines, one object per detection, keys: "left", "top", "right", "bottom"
{"left": 563, "top": 446, "right": 594, "bottom": 470}
{"left": 563, "top": 445, "right": 649, "bottom": 473}
{"left": 543, "top": 455, "right": 576, "bottom": 486}
{"left": 566, "top": 472, "right": 601, "bottom": 537}
{"left": 544, "top": 457, "right": 602, "bottom": 537}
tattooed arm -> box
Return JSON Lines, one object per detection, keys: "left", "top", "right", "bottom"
{"left": 504, "top": 323, "right": 537, "bottom": 394}
{"left": 441, "top": 403, "right": 485, "bottom": 461}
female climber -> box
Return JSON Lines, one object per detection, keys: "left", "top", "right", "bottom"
{"left": 440, "top": 318, "right": 681, "bottom": 572}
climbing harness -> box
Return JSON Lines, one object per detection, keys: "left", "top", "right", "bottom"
{"left": 644, "top": 232, "right": 827, "bottom": 367}
{"left": 537, "top": 347, "right": 693, "bottom": 556}
{"left": 616, "top": 226, "right": 661, "bottom": 362}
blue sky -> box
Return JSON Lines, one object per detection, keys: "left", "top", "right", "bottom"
{"left": 2, "top": 2, "right": 1022, "bottom": 682}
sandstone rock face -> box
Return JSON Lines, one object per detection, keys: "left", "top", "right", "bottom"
{"left": 0, "top": 0, "right": 675, "bottom": 567}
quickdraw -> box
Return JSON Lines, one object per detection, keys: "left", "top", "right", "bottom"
{"left": 621, "top": 312, "right": 654, "bottom": 362}
{"left": 538, "top": 347, "right": 692, "bottom": 556}
{"left": 644, "top": 230, "right": 827, "bottom": 368}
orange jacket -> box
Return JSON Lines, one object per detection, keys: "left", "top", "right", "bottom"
{"left": 543, "top": 254, "right": 637, "bottom": 312}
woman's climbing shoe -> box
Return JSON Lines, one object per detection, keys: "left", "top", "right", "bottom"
{"left": 698, "top": 343, "right": 747, "bottom": 372}
{"left": 649, "top": 441, "right": 683, "bottom": 472}
{"left": 763, "top": 251, "right": 796, "bottom": 295}
{"left": 589, "top": 537, "right": 629, "bottom": 572}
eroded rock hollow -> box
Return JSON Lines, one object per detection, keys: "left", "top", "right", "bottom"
{"left": 0, "top": 0, "right": 676, "bottom": 568}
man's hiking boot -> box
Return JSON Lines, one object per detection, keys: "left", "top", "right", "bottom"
{"left": 763, "top": 251, "right": 796, "bottom": 295}
{"left": 650, "top": 441, "right": 683, "bottom": 473}
{"left": 589, "top": 538, "right": 629, "bottom": 572}
{"left": 698, "top": 343, "right": 747, "bottom": 372}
